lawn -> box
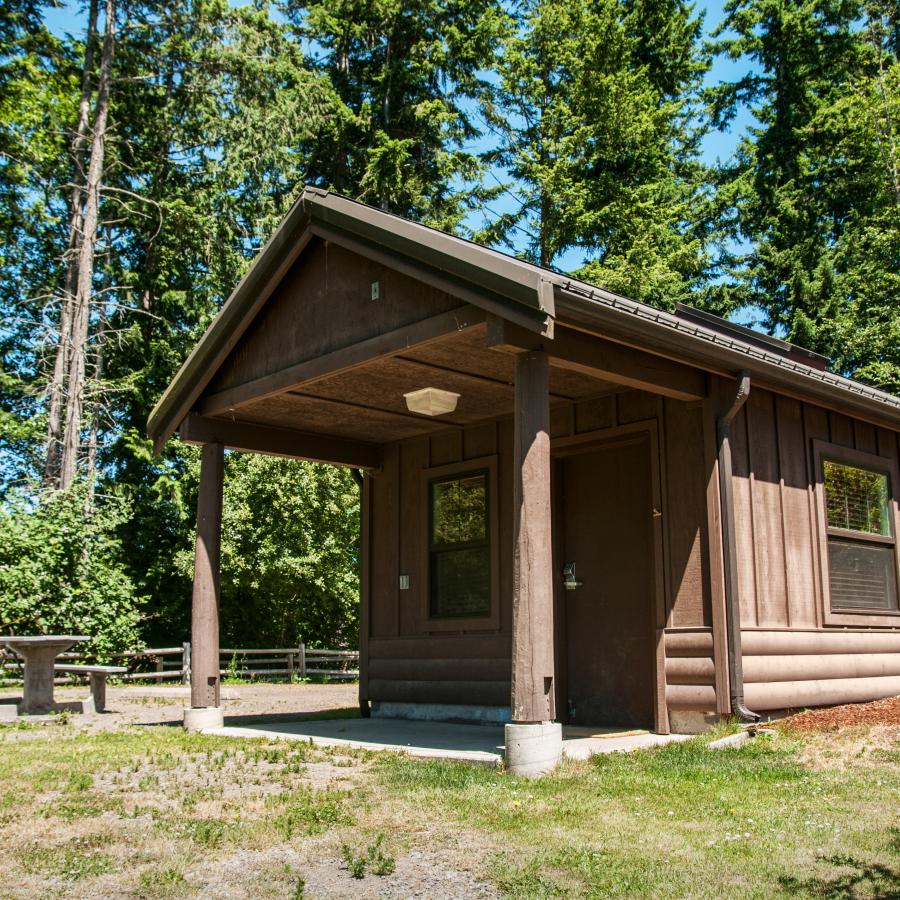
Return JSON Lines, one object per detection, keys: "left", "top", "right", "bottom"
{"left": 0, "top": 720, "right": 897, "bottom": 898}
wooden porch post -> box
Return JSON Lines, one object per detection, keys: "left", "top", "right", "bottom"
{"left": 510, "top": 350, "right": 557, "bottom": 726}
{"left": 187, "top": 441, "right": 224, "bottom": 723}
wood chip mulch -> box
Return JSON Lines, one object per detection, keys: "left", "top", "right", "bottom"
{"left": 776, "top": 695, "right": 900, "bottom": 731}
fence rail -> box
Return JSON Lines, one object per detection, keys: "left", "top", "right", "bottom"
{"left": 2, "top": 643, "right": 358, "bottom": 684}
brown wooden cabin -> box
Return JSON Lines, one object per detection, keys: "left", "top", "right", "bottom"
{"left": 149, "top": 187, "right": 900, "bottom": 734}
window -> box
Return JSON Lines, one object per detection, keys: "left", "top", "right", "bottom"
{"left": 429, "top": 471, "right": 491, "bottom": 618}
{"left": 822, "top": 456, "right": 899, "bottom": 612}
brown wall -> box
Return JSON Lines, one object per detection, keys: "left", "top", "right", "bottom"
{"left": 367, "top": 420, "right": 513, "bottom": 708}
{"left": 729, "top": 381, "right": 900, "bottom": 629}
{"left": 366, "top": 376, "right": 900, "bottom": 720}
{"left": 365, "top": 390, "right": 718, "bottom": 714}
{"left": 207, "top": 240, "right": 464, "bottom": 396}
{"left": 666, "top": 381, "right": 900, "bottom": 716}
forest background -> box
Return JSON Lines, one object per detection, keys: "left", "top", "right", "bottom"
{"left": 0, "top": 0, "right": 897, "bottom": 657}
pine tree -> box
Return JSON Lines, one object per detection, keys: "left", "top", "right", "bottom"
{"left": 482, "top": 0, "right": 709, "bottom": 306}
{"left": 710, "top": 0, "right": 899, "bottom": 389}
{"left": 282, "top": 0, "right": 505, "bottom": 230}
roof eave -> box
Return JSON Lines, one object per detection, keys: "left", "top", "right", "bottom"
{"left": 147, "top": 195, "right": 314, "bottom": 452}
{"left": 554, "top": 285, "right": 900, "bottom": 431}
{"left": 147, "top": 188, "right": 560, "bottom": 452}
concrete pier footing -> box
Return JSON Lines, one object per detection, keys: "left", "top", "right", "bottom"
{"left": 504, "top": 722, "right": 562, "bottom": 776}
{"left": 183, "top": 706, "right": 224, "bottom": 732}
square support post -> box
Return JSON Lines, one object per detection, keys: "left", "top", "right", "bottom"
{"left": 507, "top": 350, "right": 561, "bottom": 775}
{"left": 185, "top": 441, "right": 224, "bottom": 731}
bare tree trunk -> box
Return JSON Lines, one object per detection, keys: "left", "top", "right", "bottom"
{"left": 59, "top": 0, "right": 116, "bottom": 491}
{"left": 85, "top": 228, "right": 111, "bottom": 512}
{"left": 84, "top": 303, "right": 106, "bottom": 513}
{"left": 44, "top": 0, "right": 100, "bottom": 490}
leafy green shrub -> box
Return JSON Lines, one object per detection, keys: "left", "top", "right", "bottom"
{"left": 0, "top": 484, "right": 143, "bottom": 658}
{"left": 175, "top": 454, "right": 360, "bottom": 649}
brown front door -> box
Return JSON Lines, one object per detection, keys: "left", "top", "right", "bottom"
{"left": 557, "top": 434, "right": 656, "bottom": 727}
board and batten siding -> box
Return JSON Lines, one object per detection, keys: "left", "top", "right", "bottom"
{"left": 206, "top": 240, "right": 466, "bottom": 397}
{"left": 727, "top": 381, "right": 900, "bottom": 711}
{"left": 365, "top": 390, "right": 720, "bottom": 718}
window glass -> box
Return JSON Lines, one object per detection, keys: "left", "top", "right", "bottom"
{"left": 429, "top": 472, "right": 490, "bottom": 618}
{"left": 431, "top": 474, "right": 487, "bottom": 545}
{"left": 823, "top": 459, "right": 892, "bottom": 536}
{"left": 828, "top": 539, "right": 898, "bottom": 611}
{"left": 431, "top": 547, "right": 491, "bottom": 618}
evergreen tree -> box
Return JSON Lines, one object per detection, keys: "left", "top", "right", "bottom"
{"left": 282, "top": 0, "right": 505, "bottom": 230}
{"left": 0, "top": 3, "right": 73, "bottom": 488}
{"left": 482, "top": 0, "right": 710, "bottom": 306}
{"left": 0, "top": 1, "right": 354, "bottom": 648}
{"left": 709, "top": 0, "right": 900, "bottom": 390}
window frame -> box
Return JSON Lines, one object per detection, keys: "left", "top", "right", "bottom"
{"left": 420, "top": 456, "right": 499, "bottom": 632}
{"left": 813, "top": 440, "right": 900, "bottom": 625}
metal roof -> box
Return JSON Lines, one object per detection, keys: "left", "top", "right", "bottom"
{"left": 147, "top": 187, "right": 900, "bottom": 450}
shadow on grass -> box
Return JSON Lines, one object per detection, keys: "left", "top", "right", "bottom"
{"left": 778, "top": 853, "right": 900, "bottom": 899}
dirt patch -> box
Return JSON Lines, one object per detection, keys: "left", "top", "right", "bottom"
{"left": 0, "top": 681, "right": 359, "bottom": 733}
{"left": 777, "top": 695, "right": 900, "bottom": 731}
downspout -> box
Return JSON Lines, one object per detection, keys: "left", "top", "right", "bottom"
{"left": 716, "top": 372, "right": 760, "bottom": 723}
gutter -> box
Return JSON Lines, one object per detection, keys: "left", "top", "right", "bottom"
{"left": 554, "top": 286, "right": 900, "bottom": 431}
{"left": 716, "top": 371, "right": 760, "bottom": 723}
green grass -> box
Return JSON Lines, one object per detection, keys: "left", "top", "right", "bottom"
{"left": 375, "top": 733, "right": 900, "bottom": 897}
{"left": 19, "top": 841, "right": 116, "bottom": 880}
{"left": 0, "top": 724, "right": 897, "bottom": 897}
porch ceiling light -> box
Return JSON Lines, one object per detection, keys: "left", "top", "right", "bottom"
{"left": 403, "top": 387, "right": 460, "bottom": 416}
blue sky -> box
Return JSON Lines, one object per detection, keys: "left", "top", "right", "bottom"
{"left": 42, "top": 0, "right": 756, "bottom": 299}
{"left": 43, "top": 0, "right": 753, "bottom": 168}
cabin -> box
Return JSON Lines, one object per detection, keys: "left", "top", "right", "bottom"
{"left": 149, "top": 188, "right": 900, "bottom": 765}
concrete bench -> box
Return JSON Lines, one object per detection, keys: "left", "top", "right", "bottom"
{"left": 54, "top": 664, "right": 127, "bottom": 713}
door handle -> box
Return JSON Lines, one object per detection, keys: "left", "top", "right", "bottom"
{"left": 563, "top": 562, "right": 583, "bottom": 591}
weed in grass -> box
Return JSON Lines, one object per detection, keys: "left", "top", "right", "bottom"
{"left": 51, "top": 793, "right": 123, "bottom": 821}
{"left": 368, "top": 835, "right": 396, "bottom": 876}
{"left": 490, "top": 854, "right": 569, "bottom": 898}
{"left": 293, "top": 876, "right": 306, "bottom": 898}
{"left": 67, "top": 771, "right": 93, "bottom": 791}
{"left": 274, "top": 788, "right": 351, "bottom": 840}
{"left": 188, "top": 818, "right": 228, "bottom": 848}
{"left": 341, "top": 835, "right": 396, "bottom": 879}
{"left": 0, "top": 719, "right": 35, "bottom": 732}
{"left": 138, "top": 865, "right": 186, "bottom": 896}
{"left": 342, "top": 844, "right": 368, "bottom": 879}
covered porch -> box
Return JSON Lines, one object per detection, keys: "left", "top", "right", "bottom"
{"left": 174, "top": 311, "right": 698, "bottom": 769}
{"left": 148, "top": 189, "right": 719, "bottom": 774}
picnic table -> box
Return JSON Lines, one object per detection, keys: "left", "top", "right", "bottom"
{"left": 2, "top": 635, "right": 88, "bottom": 714}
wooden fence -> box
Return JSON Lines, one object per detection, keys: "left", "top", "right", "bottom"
{"left": 1, "top": 643, "right": 358, "bottom": 684}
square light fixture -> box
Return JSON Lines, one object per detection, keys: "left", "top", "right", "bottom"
{"left": 403, "top": 387, "right": 460, "bottom": 416}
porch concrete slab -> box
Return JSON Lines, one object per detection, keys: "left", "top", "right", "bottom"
{"left": 203, "top": 718, "right": 691, "bottom": 766}
{"left": 207, "top": 718, "right": 506, "bottom": 765}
